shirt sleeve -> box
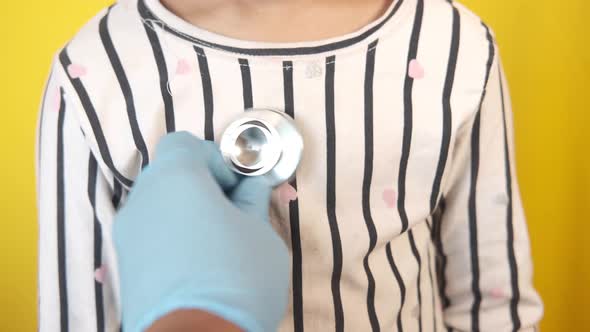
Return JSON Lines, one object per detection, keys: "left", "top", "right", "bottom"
{"left": 435, "top": 46, "right": 544, "bottom": 331}
{"left": 36, "top": 58, "right": 123, "bottom": 332}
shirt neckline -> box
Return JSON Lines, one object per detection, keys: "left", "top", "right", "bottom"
{"left": 138, "top": 0, "right": 410, "bottom": 57}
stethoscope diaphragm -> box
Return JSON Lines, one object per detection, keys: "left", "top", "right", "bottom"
{"left": 220, "top": 109, "right": 304, "bottom": 187}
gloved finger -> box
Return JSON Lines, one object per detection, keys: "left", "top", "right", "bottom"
{"left": 230, "top": 176, "right": 273, "bottom": 221}
{"left": 154, "top": 131, "right": 203, "bottom": 158}
{"left": 154, "top": 131, "right": 238, "bottom": 191}
{"left": 201, "top": 140, "right": 240, "bottom": 191}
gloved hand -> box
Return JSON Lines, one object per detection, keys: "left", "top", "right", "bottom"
{"left": 113, "top": 132, "right": 290, "bottom": 332}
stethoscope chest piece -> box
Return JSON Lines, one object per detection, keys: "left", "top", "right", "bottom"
{"left": 220, "top": 109, "right": 303, "bottom": 187}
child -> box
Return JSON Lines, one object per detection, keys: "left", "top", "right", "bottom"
{"left": 36, "top": 0, "right": 543, "bottom": 331}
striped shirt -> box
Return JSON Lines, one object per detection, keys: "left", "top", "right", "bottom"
{"left": 36, "top": 0, "right": 543, "bottom": 331}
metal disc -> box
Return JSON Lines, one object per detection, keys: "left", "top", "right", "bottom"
{"left": 220, "top": 109, "right": 304, "bottom": 187}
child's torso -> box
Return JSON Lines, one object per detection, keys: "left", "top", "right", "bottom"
{"left": 59, "top": 0, "right": 494, "bottom": 330}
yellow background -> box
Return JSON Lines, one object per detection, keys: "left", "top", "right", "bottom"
{"left": 0, "top": 1, "right": 588, "bottom": 331}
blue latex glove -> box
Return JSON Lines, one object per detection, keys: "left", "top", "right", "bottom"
{"left": 114, "top": 132, "right": 290, "bottom": 332}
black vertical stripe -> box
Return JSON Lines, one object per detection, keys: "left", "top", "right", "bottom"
{"left": 468, "top": 109, "right": 482, "bottom": 332}
{"left": 142, "top": 20, "right": 175, "bottom": 133}
{"left": 194, "top": 46, "right": 215, "bottom": 141}
{"left": 400, "top": 2, "right": 425, "bottom": 329}
{"left": 398, "top": 0, "right": 424, "bottom": 233}
{"left": 112, "top": 179, "right": 123, "bottom": 209}
{"left": 283, "top": 60, "right": 304, "bottom": 332}
{"left": 468, "top": 22, "right": 496, "bottom": 332}
{"left": 408, "top": 231, "right": 423, "bottom": 332}
{"left": 240, "top": 58, "right": 253, "bottom": 109}
{"left": 56, "top": 87, "right": 69, "bottom": 332}
{"left": 283, "top": 61, "right": 294, "bottom": 117}
{"left": 59, "top": 49, "right": 133, "bottom": 187}
{"left": 433, "top": 197, "right": 450, "bottom": 309}
{"left": 424, "top": 218, "right": 433, "bottom": 234}
{"left": 325, "top": 55, "right": 345, "bottom": 332}
{"left": 88, "top": 155, "right": 104, "bottom": 332}
{"left": 430, "top": 5, "right": 460, "bottom": 212}
{"left": 386, "top": 243, "right": 406, "bottom": 332}
{"left": 430, "top": 6, "right": 459, "bottom": 328}
{"left": 362, "top": 40, "right": 380, "bottom": 332}
{"left": 99, "top": 8, "right": 150, "bottom": 168}
{"left": 499, "top": 65, "right": 521, "bottom": 331}
{"left": 426, "top": 231, "right": 437, "bottom": 332}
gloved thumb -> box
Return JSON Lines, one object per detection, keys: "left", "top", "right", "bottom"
{"left": 230, "top": 176, "right": 273, "bottom": 221}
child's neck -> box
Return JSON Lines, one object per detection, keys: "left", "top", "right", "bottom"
{"left": 160, "top": 0, "right": 393, "bottom": 43}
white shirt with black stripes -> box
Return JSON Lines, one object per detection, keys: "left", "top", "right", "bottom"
{"left": 36, "top": 0, "right": 543, "bottom": 331}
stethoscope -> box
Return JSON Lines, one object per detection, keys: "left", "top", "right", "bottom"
{"left": 220, "top": 109, "right": 304, "bottom": 187}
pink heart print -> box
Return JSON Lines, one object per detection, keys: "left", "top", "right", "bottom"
{"left": 175, "top": 58, "right": 191, "bottom": 75}
{"left": 94, "top": 265, "right": 107, "bottom": 284}
{"left": 278, "top": 183, "right": 298, "bottom": 204}
{"left": 67, "top": 63, "right": 87, "bottom": 79}
{"left": 382, "top": 189, "right": 396, "bottom": 208}
{"left": 490, "top": 287, "right": 505, "bottom": 298}
{"left": 408, "top": 59, "right": 424, "bottom": 79}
